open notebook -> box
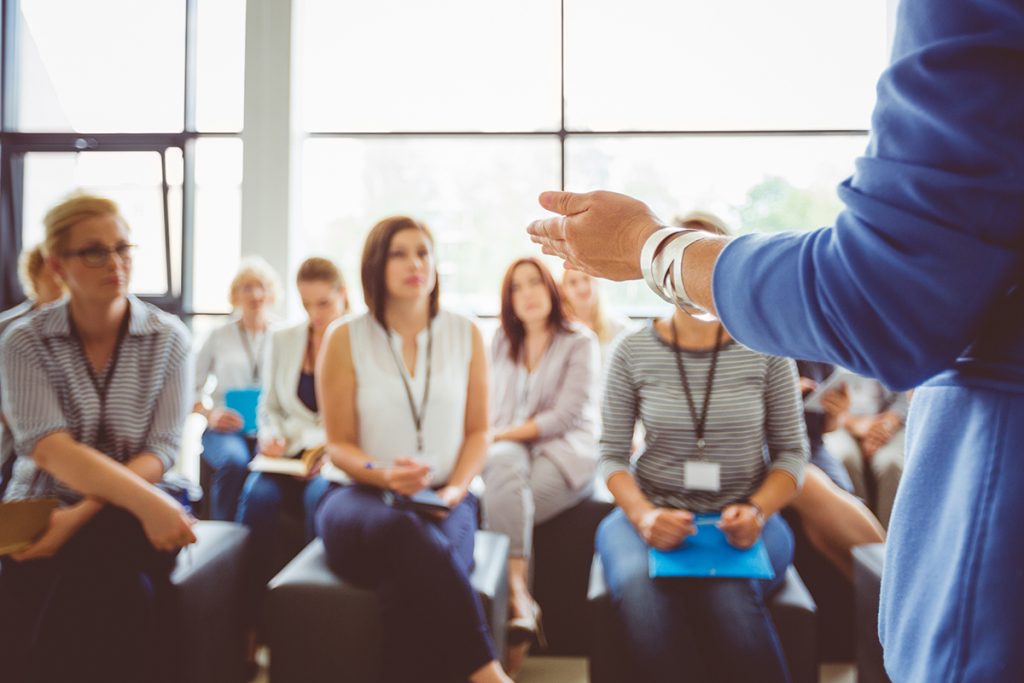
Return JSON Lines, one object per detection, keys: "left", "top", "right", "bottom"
{"left": 249, "top": 445, "right": 327, "bottom": 477}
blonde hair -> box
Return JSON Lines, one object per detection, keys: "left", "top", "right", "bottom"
{"left": 560, "top": 270, "right": 615, "bottom": 344}
{"left": 296, "top": 256, "right": 349, "bottom": 313}
{"left": 229, "top": 256, "right": 281, "bottom": 308}
{"left": 43, "top": 193, "right": 124, "bottom": 258}
{"left": 673, "top": 210, "right": 732, "bottom": 237}
{"left": 17, "top": 244, "right": 47, "bottom": 301}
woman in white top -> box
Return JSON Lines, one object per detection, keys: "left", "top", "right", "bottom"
{"left": 192, "top": 257, "right": 278, "bottom": 521}
{"left": 235, "top": 257, "right": 348, "bottom": 619}
{"left": 317, "top": 217, "right": 512, "bottom": 683}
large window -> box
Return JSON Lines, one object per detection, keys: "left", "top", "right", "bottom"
{"left": 296, "top": 0, "right": 889, "bottom": 316}
{"left": 0, "top": 0, "right": 246, "bottom": 314}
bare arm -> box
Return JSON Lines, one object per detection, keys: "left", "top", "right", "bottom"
{"left": 316, "top": 321, "right": 430, "bottom": 495}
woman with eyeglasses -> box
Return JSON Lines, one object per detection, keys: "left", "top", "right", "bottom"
{"left": 193, "top": 257, "right": 279, "bottom": 521}
{"left": 316, "top": 216, "right": 513, "bottom": 683}
{"left": 0, "top": 194, "right": 196, "bottom": 683}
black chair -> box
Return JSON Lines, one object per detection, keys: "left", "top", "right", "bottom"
{"left": 852, "top": 543, "right": 890, "bottom": 683}
{"left": 171, "top": 521, "right": 251, "bottom": 683}
{"left": 783, "top": 508, "right": 856, "bottom": 662}
{"left": 588, "top": 556, "right": 819, "bottom": 683}
{"left": 264, "top": 531, "right": 510, "bottom": 683}
{"left": 531, "top": 497, "right": 615, "bottom": 656}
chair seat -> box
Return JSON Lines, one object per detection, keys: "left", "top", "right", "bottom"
{"left": 588, "top": 554, "right": 818, "bottom": 683}
{"left": 171, "top": 521, "right": 251, "bottom": 683}
{"left": 265, "top": 530, "right": 509, "bottom": 683}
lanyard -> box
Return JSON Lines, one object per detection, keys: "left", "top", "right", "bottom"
{"left": 68, "top": 305, "right": 131, "bottom": 447}
{"left": 236, "top": 320, "right": 263, "bottom": 384}
{"left": 671, "top": 320, "right": 723, "bottom": 456}
{"left": 385, "top": 324, "right": 434, "bottom": 454}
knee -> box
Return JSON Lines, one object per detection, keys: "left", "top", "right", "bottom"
{"left": 483, "top": 442, "right": 530, "bottom": 485}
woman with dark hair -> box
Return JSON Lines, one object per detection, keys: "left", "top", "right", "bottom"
{"left": 483, "top": 256, "right": 599, "bottom": 673}
{"left": 315, "top": 217, "right": 512, "bottom": 683}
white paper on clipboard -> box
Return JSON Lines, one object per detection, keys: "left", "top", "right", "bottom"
{"left": 803, "top": 369, "right": 853, "bottom": 413}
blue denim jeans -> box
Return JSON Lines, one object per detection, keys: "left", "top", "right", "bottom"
{"left": 200, "top": 429, "right": 256, "bottom": 521}
{"left": 596, "top": 507, "right": 794, "bottom": 683}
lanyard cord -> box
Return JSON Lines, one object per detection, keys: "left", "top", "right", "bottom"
{"left": 386, "top": 323, "right": 434, "bottom": 454}
{"left": 236, "top": 320, "right": 263, "bottom": 384}
{"left": 671, "top": 320, "right": 723, "bottom": 454}
{"left": 68, "top": 305, "right": 131, "bottom": 446}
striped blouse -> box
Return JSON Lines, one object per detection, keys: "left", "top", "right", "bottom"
{"left": 0, "top": 296, "right": 192, "bottom": 504}
{"left": 599, "top": 323, "right": 808, "bottom": 513}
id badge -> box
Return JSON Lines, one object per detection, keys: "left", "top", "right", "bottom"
{"left": 685, "top": 461, "right": 721, "bottom": 492}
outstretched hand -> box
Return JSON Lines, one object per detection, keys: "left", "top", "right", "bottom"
{"left": 526, "top": 190, "right": 664, "bottom": 281}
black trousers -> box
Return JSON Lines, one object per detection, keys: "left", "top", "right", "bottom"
{"left": 0, "top": 506, "right": 179, "bottom": 683}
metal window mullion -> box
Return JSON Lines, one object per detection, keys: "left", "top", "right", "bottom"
{"left": 183, "top": 0, "right": 198, "bottom": 133}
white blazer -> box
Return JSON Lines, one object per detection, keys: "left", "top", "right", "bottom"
{"left": 258, "top": 322, "right": 324, "bottom": 454}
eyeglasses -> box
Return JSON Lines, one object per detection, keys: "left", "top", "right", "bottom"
{"left": 62, "top": 243, "right": 136, "bottom": 268}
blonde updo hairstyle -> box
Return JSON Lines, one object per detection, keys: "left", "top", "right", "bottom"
{"left": 43, "top": 193, "right": 125, "bottom": 260}
{"left": 17, "top": 244, "right": 48, "bottom": 301}
{"left": 229, "top": 256, "right": 281, "bottom": 309}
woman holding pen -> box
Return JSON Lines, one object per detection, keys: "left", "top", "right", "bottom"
{"left": 316, "top": 216, "right": 513, "bottom": 683}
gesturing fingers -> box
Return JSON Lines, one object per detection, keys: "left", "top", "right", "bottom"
{"left": 537, "top": 190, "right": 591, "bottom": 218}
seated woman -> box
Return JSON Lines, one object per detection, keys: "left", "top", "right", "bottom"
{"left": 316, "top": 216, "right": 512, "bottom": 683}
{"left": 193, "top": 257, "right": 279, "bottom": 521}
{"left": 484, "top": 257, "right": 599, "bottom": 672}
{"left": 560, "top": 268, "right": 631, "bottom": 366}
{"left": 1, "top": 243, "right": 66, "bottom": 491}
{"left": 598, "top": 299, "right": 807, "bottom": 683}
{"left": 674, "top": 213, "right": 884, "bottom": 579}
{"left": 0, "top": 242, "right": 66, "bottom": 333}
{"left": 0, "top": 194, "right": 196, "bottom": 683}
{"left": 236, "top": 257, "right": 348, "bottom": 589}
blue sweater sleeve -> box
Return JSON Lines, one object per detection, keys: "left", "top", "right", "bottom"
{"left": 712, "top": 0, "right": 1024, "bottom": 391}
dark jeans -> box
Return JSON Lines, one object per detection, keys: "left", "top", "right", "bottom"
{"left": 0, "top": 507, "right": 179, "bottom": 683}
{"left": 596, "top": 508, "right": 794, "bottom": 683}
{"left": 316, "top": 485, "right": 496, "bottom": 682}
{"left": 235, "top": 471, "right": 331, "bottom": 624}
{"left": 201, "top": 428, "right": 257, "bottom": 521}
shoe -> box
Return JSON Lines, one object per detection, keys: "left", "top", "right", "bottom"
{"left": 507, "top": 600, "right": 547, "bottom": 650}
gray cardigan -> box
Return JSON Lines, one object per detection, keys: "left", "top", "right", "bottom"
{"left": 489, "top": 324, "right": 600, "bottom": 490}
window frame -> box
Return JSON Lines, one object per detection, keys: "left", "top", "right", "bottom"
{"left": 298, "top": 0, "right": 874, "bottom": 316}
{"left": 0, "top": 0, "right": 240, "bottom": 319}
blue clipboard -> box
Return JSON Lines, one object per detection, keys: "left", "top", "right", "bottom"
{"left": 648, "top": 513, "right": 775, "bottom": 580}
{"left": 224, "top": 387, "right": 261, "bottom": 436}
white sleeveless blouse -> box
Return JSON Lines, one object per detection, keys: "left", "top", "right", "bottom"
{"left": 347, "top": 309, "right": 474, "bottom": 485}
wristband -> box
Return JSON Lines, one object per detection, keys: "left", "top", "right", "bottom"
{"left": 640, "top": 227, "right": 716, "bottom": 321}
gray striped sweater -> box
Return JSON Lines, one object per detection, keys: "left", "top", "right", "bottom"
{"left": 599, "top": 323, "right": 808, "bottom": 513}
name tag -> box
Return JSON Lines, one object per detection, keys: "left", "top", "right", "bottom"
{"left": 685, "top": 461, "right": 721, "bottom": 492}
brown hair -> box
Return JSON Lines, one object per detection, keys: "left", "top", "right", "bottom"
{"left": 361, "top": 216, "right": 439, "bottom": 328}
{"left": 17, "top": 244, "right": 47, "bottom": 300}
{"left": 500, "top": 257, "right": 571, "bottom": 362}
{"left": 297, "top": 256, "right": 350, "bottom": 313}
{"left": 43, "top": 193, "right": 124, "bottom": 258}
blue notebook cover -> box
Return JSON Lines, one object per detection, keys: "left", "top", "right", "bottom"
{"left": 224, "top": 387, "right": 261, "bottom": 436}
{"left": 648, "top": 513, "right": 775, "bottom": 580}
